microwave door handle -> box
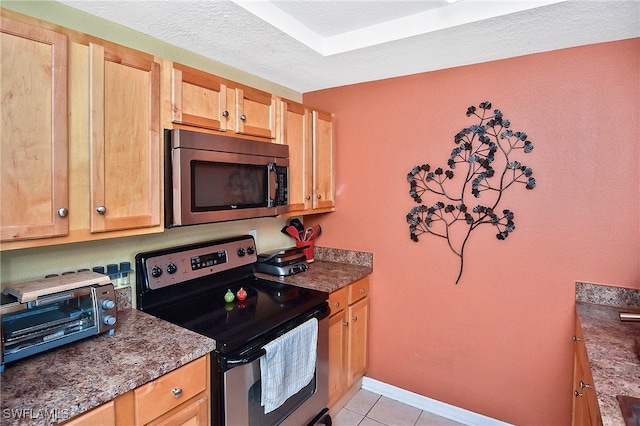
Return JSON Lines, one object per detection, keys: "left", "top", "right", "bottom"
{"left": 267, "top": 163, "right": 276, "bottom": 207}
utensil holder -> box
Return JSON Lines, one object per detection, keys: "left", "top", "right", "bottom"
{"left": 296, "top": 240, "right": 314, "bottom": 262}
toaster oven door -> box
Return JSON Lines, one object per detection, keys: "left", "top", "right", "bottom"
{"left": 1, "top": 288, "right": 99, "bottom": 365}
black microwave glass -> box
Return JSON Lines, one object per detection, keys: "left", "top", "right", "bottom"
{"left": 191, "top": 161, "right": 268, "bottom": 211}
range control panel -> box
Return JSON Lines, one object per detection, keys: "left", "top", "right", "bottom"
{"left": 138, "top": 236, "right": 257, "bottom": 290}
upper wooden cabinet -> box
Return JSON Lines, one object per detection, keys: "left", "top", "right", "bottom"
{"left": 169, "top": 62, "right": 275, "bottom": 140}
{"left": 312, "top": 110, "right": 336, "bottom": 211}
{"left": 0, "top": 16, "right": 69, "bottom": 242}
{"left": 1, "top": 10, "right": 164, "bottom": 250}
{"left": 280, "top": 100, "right": 313, "bottom": 212}
{"left": 88, "top": 42, "right": 161, "bottom": 233}
{"left": 171, "top": 62, "right": 229, "bottom": 131}
{"left": 280, "top": 101, "right": 335, "bottom": 215}
{"left": 235, "top": 86, "right": 276, "bottom": 139}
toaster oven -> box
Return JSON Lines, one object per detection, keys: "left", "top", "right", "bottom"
{"left": 1, "top": 271, "right": 117, "bottom": 372}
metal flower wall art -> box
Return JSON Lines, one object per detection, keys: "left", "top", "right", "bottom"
{"left": 406, "top": 101, "right": 536, "bottom": 284}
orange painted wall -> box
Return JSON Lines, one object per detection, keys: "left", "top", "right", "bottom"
{"left": 304, "top": 39, "right": 640, "bottom": 425}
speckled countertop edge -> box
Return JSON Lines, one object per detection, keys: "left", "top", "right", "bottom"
{"left": 575, "top": 282, "right": 640, "bottom": 426}
{"left": 0, "top": 309, "right": 216, "bottom": 425}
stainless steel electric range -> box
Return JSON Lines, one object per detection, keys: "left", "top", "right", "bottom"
{"left": 135, "top": 235, "right": 331, "bottom": 426}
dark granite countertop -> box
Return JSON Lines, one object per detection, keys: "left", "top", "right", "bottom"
{"left": 255, "top": 245, "right": 373, "bottom": 293}
{"left": 0, "top": 309, "right": 216, "bottom": 425}
{"left": 255, "top": 259, "right": 372, "bottom": 293}
{"left": 576, "top": 283, "right": 640, "bottom": 426}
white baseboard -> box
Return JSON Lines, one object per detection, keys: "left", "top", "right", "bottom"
{"left": 361, "top": 377, "right": 514, "bottom": 426}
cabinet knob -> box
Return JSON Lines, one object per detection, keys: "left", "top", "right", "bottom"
{"left": 574, "top": 390, "right": 584, "bottom": 397}
{"left": 316, "top": 195, "right": 321, "bottom": 199}
{"left": 359, "top": 288, "right": 365, "bottom": 293}
{"left": 57, "top": 208, "right": 68, "bottom": 218}
{"left": 579, "top": 381, "right": 591, "bottom": 389}
{"left": 572, "top": 335, "right": 582, "bottom": 342}
{"left": 240, "top": 114, "right": 246, "bottom": 121}
{"left": 352, "top": 316, "right": 358, "bottom": 321}
{"left": 305, "top": 195, "right": 311, "bottom": 200}
{"left": 96, "top": 206, "right": 107, "bottom": 214}
{"left": 222, "top": 110, "right": 229, "bottom": 117}
{"left": 172, "top": 388, "right": 183, "bottom": 398}
{"left": 332, "top": 302, "right": 340, "bottom": 307}
{"left": 342, "top": 321, "right": 349, "bottom": 326}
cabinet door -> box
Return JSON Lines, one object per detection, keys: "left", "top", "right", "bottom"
{"left": 328, "top": 308, "right": 348, "bottom": 407}
{"left": 134, "top": 356, "right": 207, "bottom": 425}
{"left": 147, "top": 395, "right": 208, "bottom": 426}
{"left": 172, "top": 63, "right": 228, "bottom": 131}
{"left": 281, "top": 100, "right": 313, "bottom": 213}
{"left": 347, "top": 297, "right": 369, "bottom": 388}
{"left": 312, "top": 110, "right": 335, "bottom": 210}
{"left": 64, "top": 401, "right": 116, "bottom": 426}
{"left": 0, "top": 17, "right": 69, "bottom": 241}
{"left": 235, "top": 86, "right": 276, "bottom": 139}
{"left": 89, "top": 42, "right": 161, "bottom": 233}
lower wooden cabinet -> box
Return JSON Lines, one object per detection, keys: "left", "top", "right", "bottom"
{"left": 572, "top": 315, "right": 602, "bottom": 426}
{"left": 62, "top": 355, "right": 209, "bottom": 426}
{"left": 328, "top": 277, "right": 370, "bottom": 407}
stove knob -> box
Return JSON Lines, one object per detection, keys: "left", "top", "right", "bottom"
{"left": 166, "top": 262, "right": 178, "bottom": 274}
{"left": 101, "top": 299, "right": 115, "bottom": 310}
{"left": 237, "top": 248, "right": 246, "bottom": 257}
{"left": 103, "top": 315, "right": 116, "bottom": 326}
{"left": 247, "top": 246, "right": 255, "bottom": 255}
{"left": 151, "top": 266, "right": 163, "bottom": 278}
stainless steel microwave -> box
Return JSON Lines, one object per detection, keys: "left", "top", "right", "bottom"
{"left": 165, "top": 129, "right": 289, "bottom": 227}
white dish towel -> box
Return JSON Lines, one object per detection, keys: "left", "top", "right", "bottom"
{"left": 260, "top": 317, "right": 318, "bottom": 414}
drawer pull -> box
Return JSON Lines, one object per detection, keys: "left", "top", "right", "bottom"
{"left": 574, "top": 390, "right": 584, "bottom": 397}
{"left": 359, "top": 288, "right": 365, "bottom": 293}
{"left": 332, "top": 302, "right": 340, "bottom": 307}
{"left": 172, "top": 388, "right": 183, "bottom": 398}
{"left": 572, "top": 335, "right": 582, "bottom": 342}
{"left": 579, "top": 381, "right": 591, "bottom": 389}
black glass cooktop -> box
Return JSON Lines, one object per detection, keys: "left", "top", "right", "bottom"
{"left": 143, "top": 277, "right": 327, "bottom": 354}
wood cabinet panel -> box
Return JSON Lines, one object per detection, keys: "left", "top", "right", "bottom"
{"left": 172, "top": 63, "right": 228, "bottom": 131}
{"left": 147, "top": 395, "right": 208, "bottom": 426}
{"left": 312, "top": 110, "right": 335, "bottom": 211}
{"left": 347, "top": 296, "right": 369, "bottom": 388}
{"left": 235, "top": 86, "right": 276, "bottom": 139}
{"left": 572, "top": 315, "right": 602, "bottom": 426}
{"left": 0, "top": 16, "right": 69, "bottom": 241}
{"left": 281, "top": 100, "right": 313, "bottom": 212}
{"left": 64, "top": 401, "right": 115, "bottom": 426}
{"left": 328, "top": 277, "right": 370, "bottom": 407}
{"left": 134, "top": 356, "right": 207, "bottom": 425}
{"left": 89, "top": 42, "right": 161, "bottom": 233}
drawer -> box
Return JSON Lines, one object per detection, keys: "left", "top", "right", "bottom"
{"left": 329, "top": 287, "right": 348, "bottom": 316}
{"left": 348, "top": 277, "right": 370, "bottom": 304}
{"left": 134, "top": 357, "right": 207, "bottom": 425}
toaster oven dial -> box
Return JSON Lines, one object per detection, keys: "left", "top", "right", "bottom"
{"left": 166, "top": 262, "right": 178, "bottom": 274}
{"left": 247, "top": 246, "right": 255, "bottom": 255}
{"left": 101, "top": 299, "right": 116, "bottom": 310}
{"left": 237, "top": 248, "right": 246, "bottom": 257}
{"left": 103, "top": 315, "right": 116, "bottom": 326}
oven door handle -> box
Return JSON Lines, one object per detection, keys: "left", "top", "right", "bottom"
{"left": 225, "top": 348, "right": 266, "bottom": 367}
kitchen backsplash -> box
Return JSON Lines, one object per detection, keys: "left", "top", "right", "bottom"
{"left": 314, "top": 246, "right": 373, "bottom": 268}
{"left": 576, "top": 281, "right": 640, "bottom": 310}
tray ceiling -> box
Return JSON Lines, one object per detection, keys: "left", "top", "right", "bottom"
{"left": 57, "top": 0, "right": 640, "bottom": 93}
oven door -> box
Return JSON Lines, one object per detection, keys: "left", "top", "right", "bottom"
{"left": 221, "top": 309, "right": 329, "bottom": 426}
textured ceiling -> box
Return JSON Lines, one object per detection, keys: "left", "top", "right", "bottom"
{"left": 56, "top": 0, "right": 640, "bottom": 93}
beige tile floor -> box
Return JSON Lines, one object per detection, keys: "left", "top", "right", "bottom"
{"left": 333, "top": 389, "right": 466, "bottom": 426}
